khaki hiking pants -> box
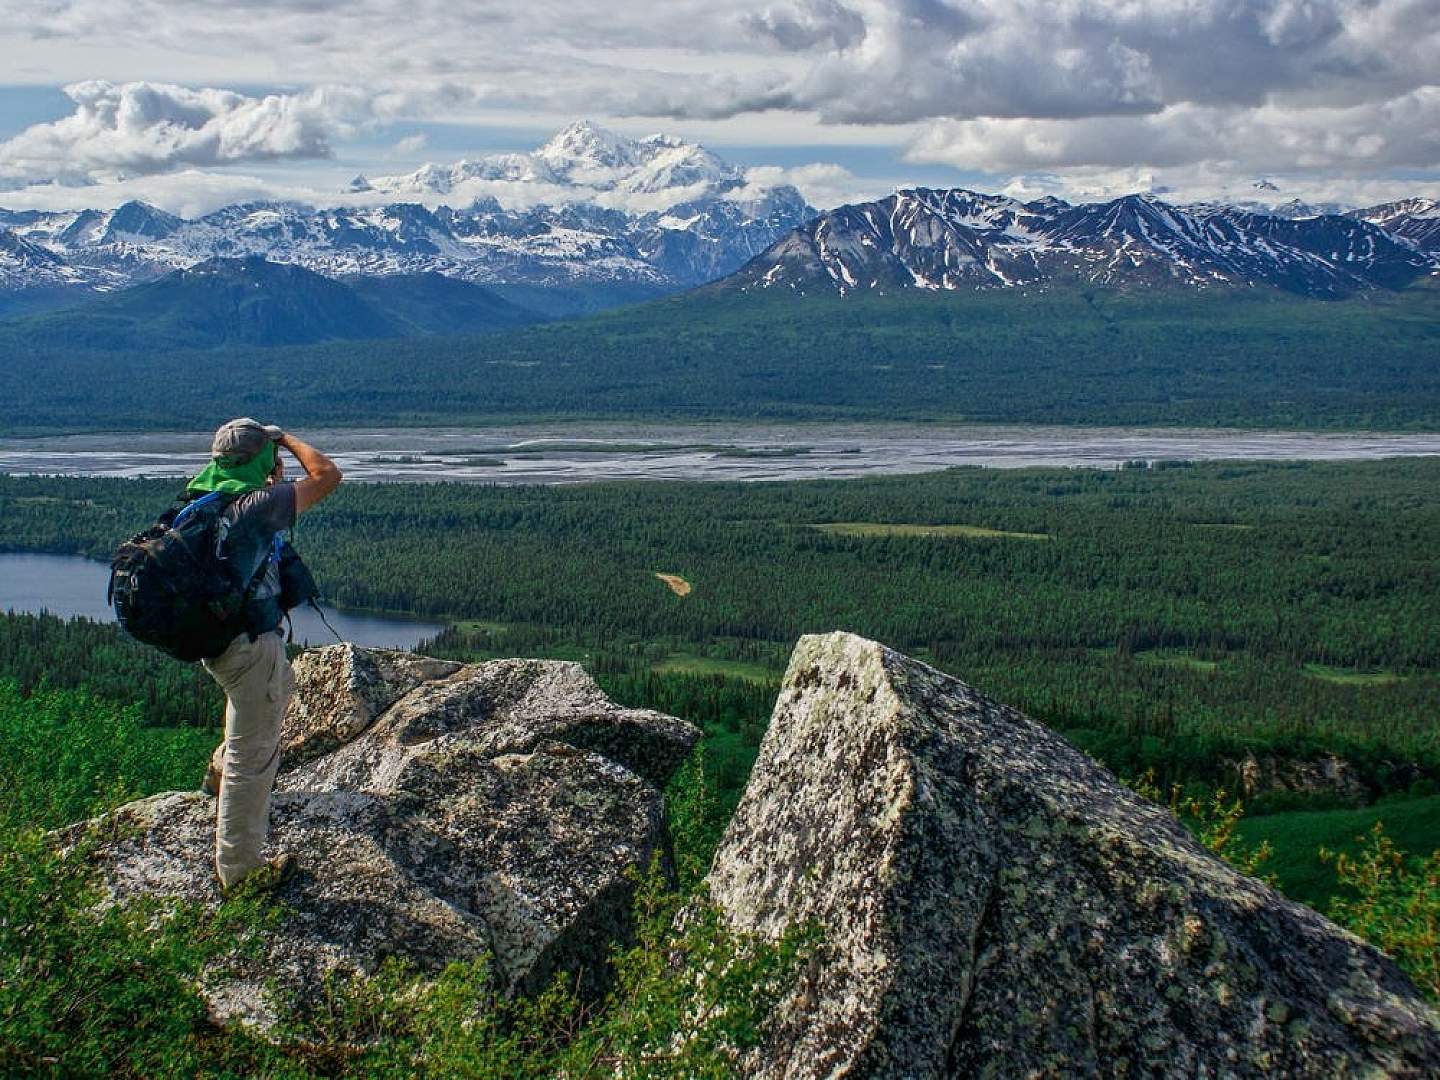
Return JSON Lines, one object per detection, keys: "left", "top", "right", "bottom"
{"left": 203, "top": 630, "right": 292, "bottom": 888}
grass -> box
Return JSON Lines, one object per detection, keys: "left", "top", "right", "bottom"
{"left": 1302, "top": 663, "right": 1404, "bottom": 686}
{"left": 1237, "top": 794, "right": 1440, "bottom": 908}
{"left": 651, "top": 654, "right": 780, "bottom": 683}
{"left": 1136, "top": 650, "right": 1222, "bottom": 674}
{"left": 811, "top": 522, "right": 1051, "bottom": 541}
{"left": 451, "top": 620, "right": 516, "bottom": 635}
{"left": 654, "top": 573, "right": 693, "bottom": 597}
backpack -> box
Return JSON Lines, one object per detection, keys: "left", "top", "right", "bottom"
{"left": 107, "top": 491, "right": 272, "bottom": 662}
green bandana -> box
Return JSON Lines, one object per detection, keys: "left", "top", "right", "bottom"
{"left": 187, "top": 441, "right": 277, "bottom": 495}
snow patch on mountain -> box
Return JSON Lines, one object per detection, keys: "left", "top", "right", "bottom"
{"left": 724, "top": 188, "right": 1437, "bottom": 298}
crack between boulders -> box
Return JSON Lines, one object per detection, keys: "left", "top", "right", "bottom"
{"left": 945, "top": 868, "right": 1002, "bottom": 1073}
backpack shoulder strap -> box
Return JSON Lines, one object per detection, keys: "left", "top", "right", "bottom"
{"left": 172, "top": 490, "right": 233, "bottom": 528}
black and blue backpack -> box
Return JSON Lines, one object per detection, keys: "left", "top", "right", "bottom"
{"left": 108, "top": 491, "right": 271, "bottom": 662}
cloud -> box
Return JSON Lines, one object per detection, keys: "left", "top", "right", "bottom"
{"left": 732, "top": 162, "right": 887, "bottom": 208}
{"left": 993, "top": 166, "right": 1439, "bottom": 212}
{"left": 2, "top": 0, "right": 1438, "bottom": 198}
{"left": 906, "top": 88, "right": 1440, "bottom": 174}
{"left": 390, "top": 133, "right": 428, "bottom": 157}
{"left": 752, "top": 0, "right": 1440, "bottom": 125}
{"left": 0, "top": 81, "right": 378, "bottom": 183}
{"left": 0, "top": 169, "right": 310, "bottom": 219}
{"left": 741, "top": 0, "right": 867, "bottom": 52}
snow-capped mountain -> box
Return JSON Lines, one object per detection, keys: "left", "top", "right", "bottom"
{"left": 1350, "top": 198, "right": 1440, "bottom": 256}
{"left": 722, "top": 189, "right": 1437, "bottom": 297}
{"left": 0, "top": 123, "right": 817, "bottom": 307}
{"left": 355, "top": 121, "right": 740, "bottom": 203}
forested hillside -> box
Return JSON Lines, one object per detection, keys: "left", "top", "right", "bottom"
{"left": 3, "top": 285, "right": 1439, "bottom": 432}
{"left": 4, "top": 458, "right": 1437, "bottom": 793}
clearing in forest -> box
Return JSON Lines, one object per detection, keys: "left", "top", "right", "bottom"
{"left": 652, "top": 653, "right": 777, "bottom": 682}
{"left": 1302, "top": 663, "right": 1403, "bottom": 686}
{"left": 812, "top": 522, "right": 1050, "bottom": 541}
{"left": 654, "top": 572, "right": 692, "bottom": 597}
{"left": 1135, "top": 650, "right": 1222, "bottom": 673}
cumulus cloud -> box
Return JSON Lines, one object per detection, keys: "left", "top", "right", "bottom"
{"left": 741, "top": 0, "right": 867, "bottom": 52}
{"left": 0, "top": 81, "right": 377, "bottom": 184}
{"left": 2, "top": 0, "right": 1438, "bottom": 197}
{"left": 731, "top": 162, "right": 888, "bottom": 208}
{"left": 759, "top": 0, "right": 1440, "bottom": 125}
{"left": 994, "top": 167, "right": 1439, "bottom": 212}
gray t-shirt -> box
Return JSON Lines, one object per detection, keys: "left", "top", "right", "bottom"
{"left": 220, "top": 483, "right": 297, "bottom": 631}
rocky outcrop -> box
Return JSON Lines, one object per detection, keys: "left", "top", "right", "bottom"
{"left": 705, "top": 632, "right": 1440, "bottom": 1078}
{"left": 76, "top": 645, "right": 699, "bottom": 1030}
{"left": 1225, "top": 750, "right": 1369, "bottom": 804}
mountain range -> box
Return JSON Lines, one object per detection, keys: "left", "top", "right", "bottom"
{"left": 0, "top": 122, "right": 815, "bottom": 318}
{"left": 0, "top": 120, "right": 1436, "bottom": 343}
{"left": 722, "top": 189, "right": 1439, "bottom": 298}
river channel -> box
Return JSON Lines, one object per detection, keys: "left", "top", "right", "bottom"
{"left": 3, "top": 422, "right": 1439, "bottom": 484}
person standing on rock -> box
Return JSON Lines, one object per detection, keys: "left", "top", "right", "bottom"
{"left": 190, "top": 419, "right": 343, "bottom": 891}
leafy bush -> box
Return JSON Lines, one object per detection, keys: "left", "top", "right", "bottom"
{"left": 0, "top": 679, "right": 213, "bottom": 834}
{"left": 1129, "top": 770, "right": 1275, "bottom": 881}
{"left": 0, "top": 827, "right": 286, "bottom": 1078}
{"left": 1322, "top": 824, "right": 1440, "bottom": 1001}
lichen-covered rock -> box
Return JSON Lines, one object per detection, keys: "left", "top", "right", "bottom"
{"left": 292, "top": 653, "right": 700, "bottom": 791}
{"left": 705, "top": 632, "right": 1440, "bottom": 1079}
{"left": 77, "top": 647, "right": 700, "bottom": 1030}
{"left": 280, "top": 643, "right": 464, "bottom": 768}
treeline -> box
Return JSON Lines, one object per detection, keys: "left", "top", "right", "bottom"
{"left": 5, "top": 287, "right": 1440, "bottom": 432}
{"left": 0, "top": 613, "right": 222, "bottom": 728}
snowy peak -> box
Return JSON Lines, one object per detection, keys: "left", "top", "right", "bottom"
{"left": 536, "top": 120, "right": 647, "bottom": 173}
{"left": 0, "top": 121, "right": 818, "bottom": 296}
{"left": 0, "top": 157, "right": 817, "bottom": 297}
{"left": 362, "top": 121, "right": 742, "bottom": 204}
{"left": 726, "top": 187, "right": 1436, "bottom": 298}
{"left": 1351, "top": 199, "right": 1440, "bottom": 255}
{"left": 104, "top": 201, "right": 183, "bottom": 242}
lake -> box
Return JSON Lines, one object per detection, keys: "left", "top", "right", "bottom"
{"left": 3, "top": 422, "right": 1439, "bottom": 484}
{"left": 0, "top": 552, "right": 448, "bottom": 651}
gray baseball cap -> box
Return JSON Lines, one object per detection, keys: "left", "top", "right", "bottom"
{"left": 211, "top": 417, "right": 283, "bottom": 463}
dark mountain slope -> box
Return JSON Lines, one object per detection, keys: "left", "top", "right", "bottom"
{"left": 346, "top": 272, "right": 541, "bottom": 334}
{"left": 4, "top": 257, "right": 398, "bottom": 350}
{"left": 718, "top": 189, "right": 1435, "bottom": 298}
{"left": 4, "top": 285, "right": 1439, "bottom": 432}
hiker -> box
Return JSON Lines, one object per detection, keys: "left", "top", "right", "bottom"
{"left": 189, "top": 419, "right": 342, "bottom": 890}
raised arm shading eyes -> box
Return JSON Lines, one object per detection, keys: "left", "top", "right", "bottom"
{"left": 278, "top": 432, "right": 343, "bottom": 515}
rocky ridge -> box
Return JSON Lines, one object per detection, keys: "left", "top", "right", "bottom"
{"left": 722, "top": 188, "right": 1438, "bottom": 297}
{"left": 704, "top": 632, "right": 1440, "bottom": 1077}
{"left": 74, "top": 644, "right": 699, "bottom": 1029}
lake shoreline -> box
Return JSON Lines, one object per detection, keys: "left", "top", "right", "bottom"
{"left": 0, "top": 552, "right": 449, "bottom": 651}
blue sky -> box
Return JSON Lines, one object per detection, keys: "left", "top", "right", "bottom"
{"left": 0, "top": 1, "right": 1435, "bottom": 216}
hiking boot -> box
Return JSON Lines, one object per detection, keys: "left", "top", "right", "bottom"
{"left": 221, "top": 852, "right": 299, "bottom": 896}
{"left": 201, "top": 760, "right": 221, "bottom": 797}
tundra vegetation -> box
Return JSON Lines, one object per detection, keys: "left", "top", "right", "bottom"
{"left": 0, "top": 456, "right": 1437, "bottom": 1072}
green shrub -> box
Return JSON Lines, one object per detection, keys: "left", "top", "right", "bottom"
{"left": 0, "top": 680, "right": 213, "bottom": 834}
{"left": 0, "top": 826, "right": 286, "bottom": 1078}
{"left": 1322, "top": 824, "right": 1440, "bottom": 1001}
